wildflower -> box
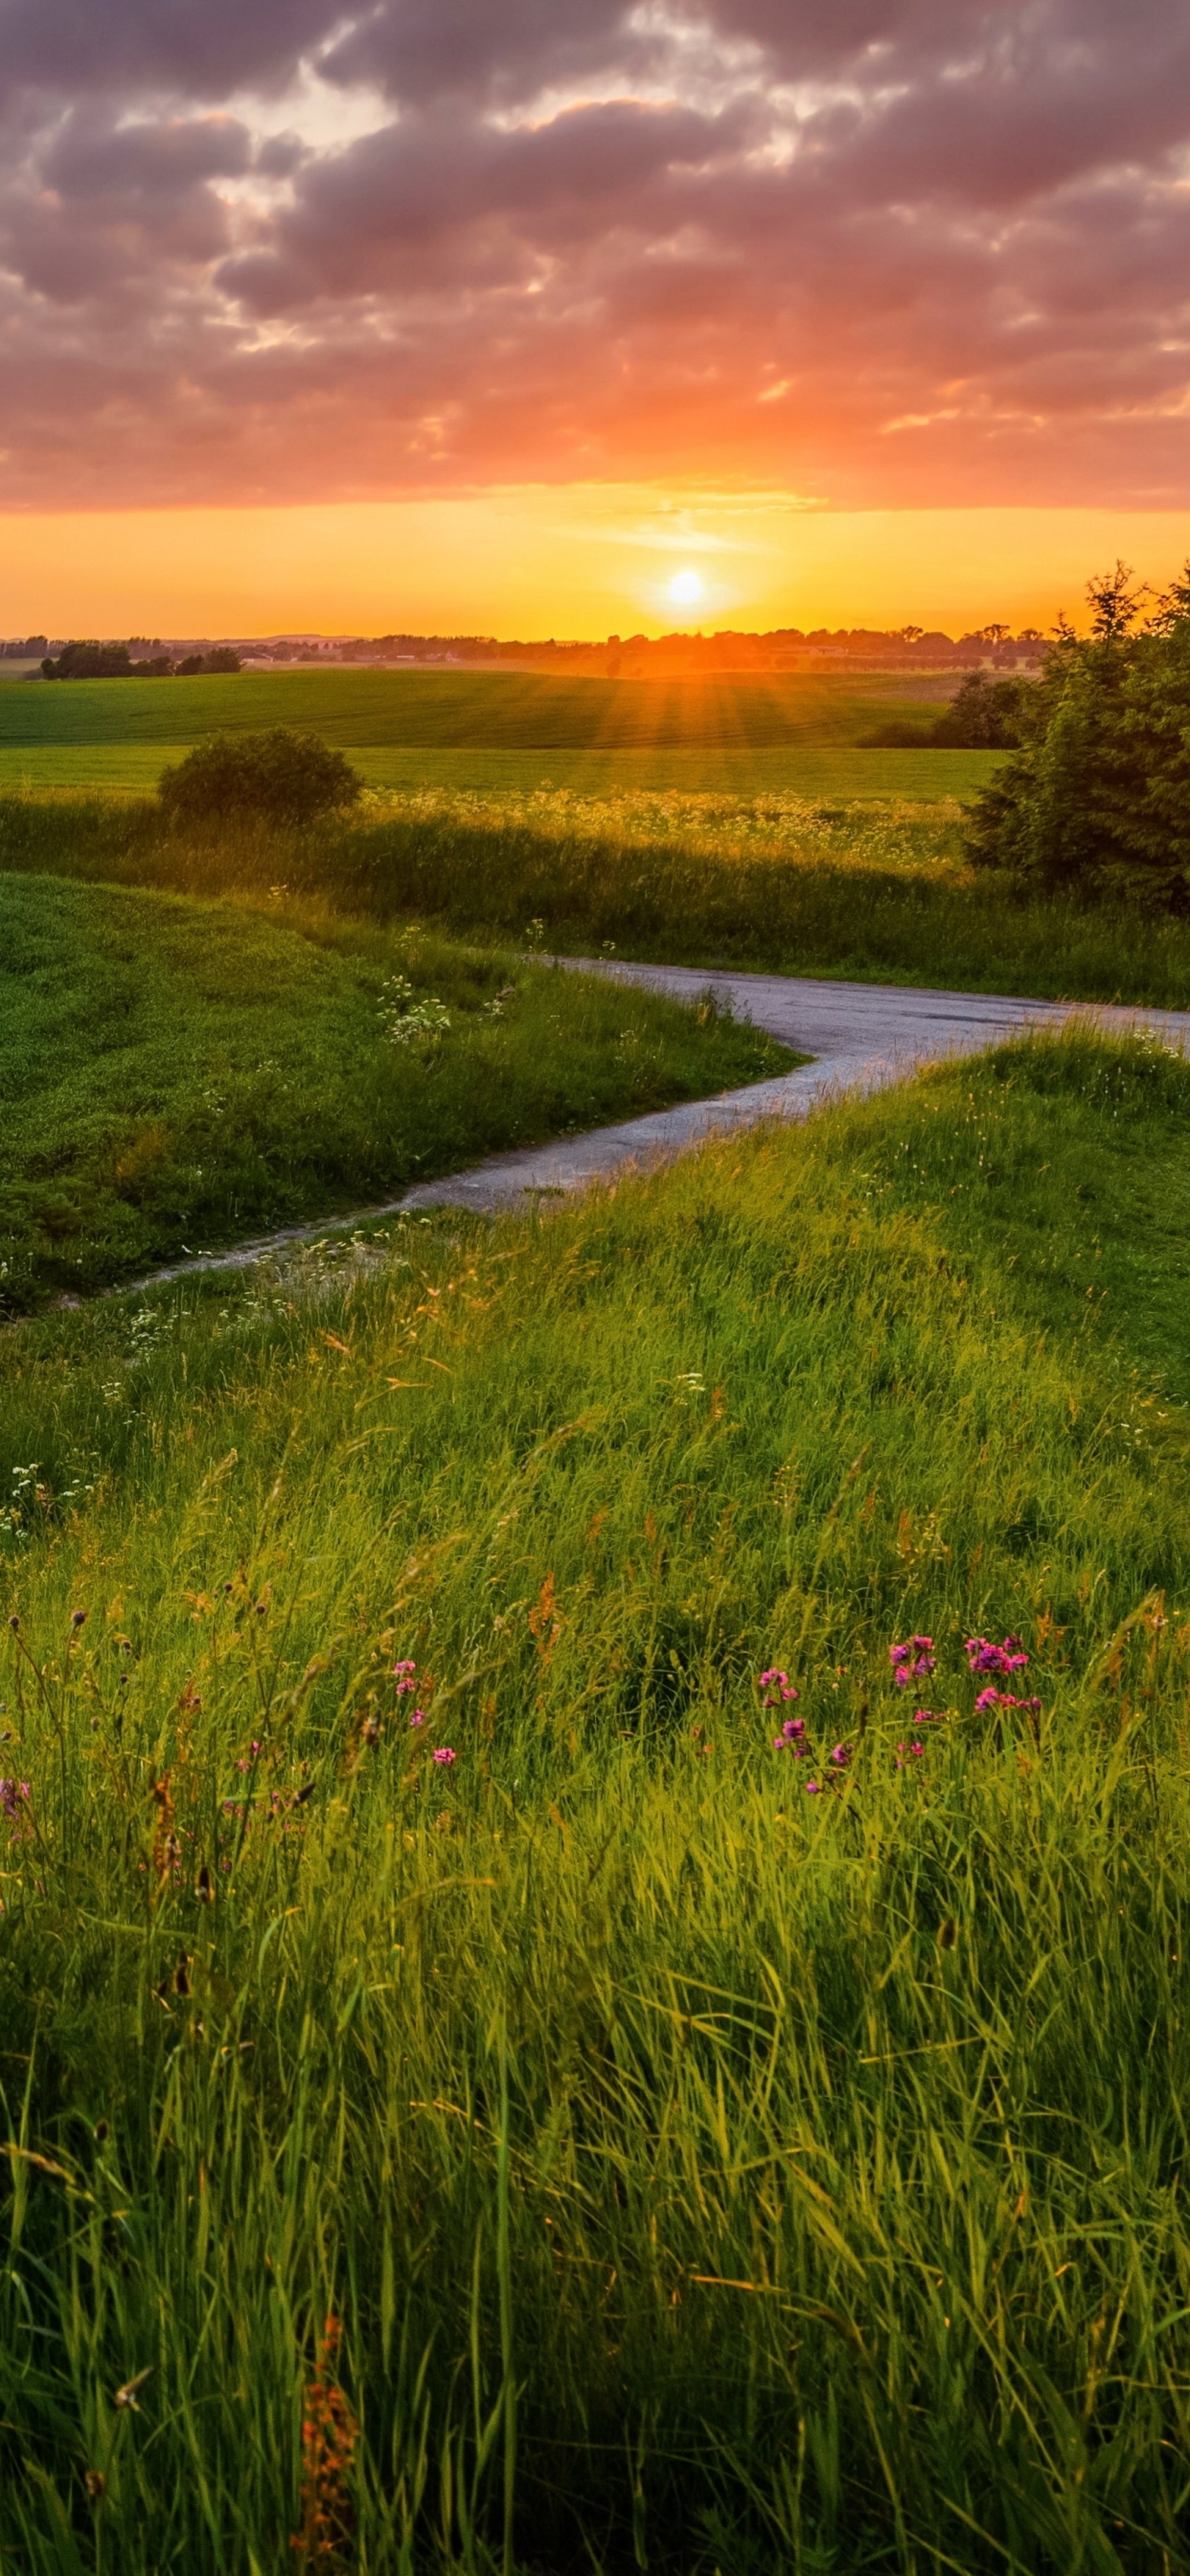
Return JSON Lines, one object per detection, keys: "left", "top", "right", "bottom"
{"left": 965, "top": 1634, "right": 1029, "bottom": 1677}
{"left": 829, "top": 1743, "right": 851, "bottom": 1767}
{"left": 408, "top": 1708, "right": 425, "bottom": 1729}
{"left": 759, "top": 1668, "right": 799, "bottom": 1706}
{"left": 432, "top": 1747, "right": 456, "bottom": 1767}
{"left": 974, "top": 1685, "right": 1001, "bottom": 1714}
{"left": 0, "top": 1779, "right": 30, "bottom": 1817}
{"left": 393, "top": 1660, "right": 417, "bottom": 1693}
{"left": 805, "top": 1779, "right": 821, "bottom": 1794}
{"left": 890, "top": 1636, "right": 935, "bottom": 1687}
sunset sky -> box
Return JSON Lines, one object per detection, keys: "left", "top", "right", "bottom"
{"left": 3, "top": 0, "right": 1189, "bottom": 635}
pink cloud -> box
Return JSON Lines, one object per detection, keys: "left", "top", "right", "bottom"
{"left": 0, "top": 0, "right": 1187, "bottom": 509}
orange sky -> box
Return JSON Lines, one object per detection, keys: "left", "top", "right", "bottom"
{"left": 6, "top": 494, "right": 1190, "bottom": 640}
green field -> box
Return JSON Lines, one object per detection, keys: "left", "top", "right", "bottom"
{"left": 0, "top": 739, "right": 1001, "bottom": 800}
{"left": 4, "top": 1026, "right": 1190, "bottom": 2570}
{"left": 0, "top": 667, "right": 955, "bottom": 748}
{"left": 0, "top": 873, "right": 790, "bottom": 1309}
{"left": 0, "top": 666, "right": 1000, "bottom": 801}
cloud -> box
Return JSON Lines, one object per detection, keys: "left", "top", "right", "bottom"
{"left": 0, "top": 0, "right": 1187, "bottom": 509}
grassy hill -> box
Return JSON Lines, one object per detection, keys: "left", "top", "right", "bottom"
{"left": 2, "top": 1025, "right": 1190, "bottom": 2570}
{"left": 0, "top": 872, "right": 790, "bottom": 1308}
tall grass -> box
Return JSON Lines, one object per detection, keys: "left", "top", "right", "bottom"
{"left": 3, "top": 1028, "right": 1190, "bottom": 2570}
{"left": 7, "top": 786, "right": 1190, "bottom": 1007}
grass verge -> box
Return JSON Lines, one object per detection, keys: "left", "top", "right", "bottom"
{"left": 0, "top": 871, "right": 790, "bottom": 1310}
{"left": 2, "top": 1025, "right": 1190, "bottom": 2570}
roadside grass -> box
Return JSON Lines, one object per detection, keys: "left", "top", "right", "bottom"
{"left": 0, "top": 872, "right": 790, "bottom": 1310}
{"left": 9, "top": 786, "right": 1190, "bottom": 1009}
{"left": 3, "top": 1026, "right": 1190, "bottom": 2572}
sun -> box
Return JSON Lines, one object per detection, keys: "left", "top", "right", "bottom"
{"left": 669, "top": 569, "right": 703, "bottom": 607}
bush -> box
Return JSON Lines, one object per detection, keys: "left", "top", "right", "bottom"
{"left": 862, "top": 670, "right": 1032, "bottom": 749}
{"left": 158, "top": 726, "right": 363, "bottom": 828}
{"left": 967, "top": 564, "right": 1190, "bottom": 904}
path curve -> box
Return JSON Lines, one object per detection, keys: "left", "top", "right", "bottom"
{"left": 126, "top": 963, "right": 1190, "bottom": 1290}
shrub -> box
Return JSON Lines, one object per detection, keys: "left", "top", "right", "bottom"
{"left": 967, "top": 563, "right": 1190, "bottom": 905}
{"left": 931, "top": 669, "right": 1031, "bottom": 748}
{"left": 862, "top": 669, "right": 1032, "bottom": 749}
{"left": 158, "top": 727, "right": 363, "bottom": 828}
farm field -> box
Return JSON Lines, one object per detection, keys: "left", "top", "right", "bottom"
{"left": 0, "top": 665, "right": 1002, "bottom": 801}
{"left": 0, "top": 738, "right": 1001, "bottom": 800}
{"left": 0, "top": 665, "right": 960, "bottom": 748}
{"left": 0, "top": 872, "right": 790, "bottom": 1309}
{"left": 3, "top": 1024, "right": 1190, "bottom": 2571}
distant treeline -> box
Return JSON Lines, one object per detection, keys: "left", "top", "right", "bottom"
{"left": 286, "top": 622, "right": 1042, "bottom": 676}
{"left": 38, "top": 641, "right": 241, "bottom": 680}
{"left": 10, "top": 623, "right": 1045, "bottom": 678}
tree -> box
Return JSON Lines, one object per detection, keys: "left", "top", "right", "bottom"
{"left": 158, "top": 727, "right": 364, "bottom": 829}
{"left": 174, "top": 648, "right": 241, "bottom": 676}
{"left": 931, "top": 671, "right": 1029, "bottom": 748}
{"left": 967, "top": 563, "right": 1190, "bottom": 904}
{"left": 859, "top": 670, "right": 1032, "bottom": 751}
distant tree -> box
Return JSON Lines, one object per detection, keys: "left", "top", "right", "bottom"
{"left": 967, "top": 562, "right": 1190, "bottom": 904}
{"left": 129, "top": 656, "right": 174, "bottom": 678}
{"left": 158, "top": 727, "right": 364, "bottom": 829}
{"left": 175, "top": 654, "right": 206, "bottom": 676}
{"left": 204, "top": 646, "right": 242, "bottom": 673}
{"left": 41, "top": 640, "right": 133, "bottom": 679}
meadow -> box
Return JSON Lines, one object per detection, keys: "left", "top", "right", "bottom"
{"left": 5, "top": 671, "right": 1190, "bottom": 2569}
{"left": 10, "top": 781, "right": 1190, "bottom": 1011}
{"left": 0, "top": 871, "right": 789, "bottom": 1310}
{"left": 3, "top": 1024, "right": 1190, "bottom": 2572}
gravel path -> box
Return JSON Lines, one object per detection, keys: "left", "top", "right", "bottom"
{"left": 126, "top": 962, "right": 1190, "bottom": 1290}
